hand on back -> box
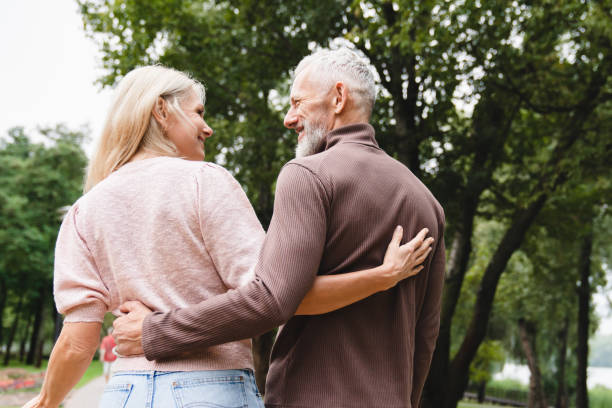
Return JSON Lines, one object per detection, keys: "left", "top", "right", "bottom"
{"left": 381, "top": 226, "right": 434, "bottom": 290}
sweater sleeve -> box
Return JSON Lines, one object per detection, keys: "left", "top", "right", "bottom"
{"left": 411, "top": 210, "right": 446, "bottom": 407}
{"left": 53, "top": 204, "right": 109, "bottom": 323}
{"left": 196, "top": 164, "right": 265, "bottom": 289}
{"left": 142, "top": 163, "right": 329, "bottom": 360}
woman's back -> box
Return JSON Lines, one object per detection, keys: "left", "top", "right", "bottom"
{"left": 54, "top": 157, "right": 264, "bottom": 371}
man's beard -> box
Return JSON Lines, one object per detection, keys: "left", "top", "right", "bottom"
{"left": 295, "top": 120, "right": 327, "bottom": 158}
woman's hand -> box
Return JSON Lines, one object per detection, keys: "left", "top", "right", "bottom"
{"left": 381, "top": 226, "right": 434, "bottom": 290}
{"left": 22, "top": 395, "right": 46, "bottom": 408}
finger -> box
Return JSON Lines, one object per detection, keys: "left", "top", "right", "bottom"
{"left": 414, "top": 237, "right": 434, "bottom": 257}
{"left": 114, "top": 344, "right": 125, "bottom": 356}
{"left": 415, "top": 227, "right": 429, "bottom": 242}
{"left": 415, "top": 247, "right": 433, "bottom": 264}
{"left": 390, "top": 225, "right": 403, "bottom": 247}
{"left": 404, "top": 228, "right": 429, "bottom": 251}
{"left": 119, "top": 300, "right": 143, "bottom": 313}
{"left": 112, "top": 317, "right": 124, "bottom": 332}
{"left": 404, "top": 265, "right": 424, "bottom": 279}
{"left": 412, "top": 265, "right": 424, "bottom": 276}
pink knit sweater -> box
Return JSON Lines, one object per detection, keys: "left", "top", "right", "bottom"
{"left": 53, "top": 157, "right": 263, "bottom": 371}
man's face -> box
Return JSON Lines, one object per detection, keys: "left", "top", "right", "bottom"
{"left": 284, "top": 67, "right": 334, "bottom": 158}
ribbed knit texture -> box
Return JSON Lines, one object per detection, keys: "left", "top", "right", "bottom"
{"left": 53, "top": 157, "right": 263, "bottom": 372}
{"left": 143, "top": 123, "right": 446, "bottom": 407}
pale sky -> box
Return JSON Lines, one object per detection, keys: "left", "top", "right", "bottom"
{"left": 1, "top": 0, "right": 611, "bottom": 337}
{"left": 0, "top": 0, "right": 113, "bottom": 153}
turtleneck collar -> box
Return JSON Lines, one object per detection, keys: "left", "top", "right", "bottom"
{"left": 314, "top": 123, "right": 379, "bottom": 154}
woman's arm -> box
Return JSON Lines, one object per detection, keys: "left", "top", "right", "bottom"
{"left": 296, "top": 226, "right": 433, "bottom": 315}
{"left": 23, "top": 322, "right": 102, "bottom": 408}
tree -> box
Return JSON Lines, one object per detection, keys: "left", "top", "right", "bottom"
{"left": 0, "top": 125, "right": 88, "bottom": 366}
{"left": 77, "top": 0, "right": 612, "bottom": 403}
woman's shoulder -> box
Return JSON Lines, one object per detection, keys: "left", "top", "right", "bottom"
{"left": 191, "top": 161, "right": 239, "bottom": 182}
{"left": 151, "top": 157, "right": 232, "bottom": 177}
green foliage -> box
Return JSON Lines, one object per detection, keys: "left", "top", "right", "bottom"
{"left": 469, "top": 340, "right": 505, "bottom": 383}
{"left": 75, "top": 0, "right": 612, "bottom": 404}
{"left": 0, "top": 125, "right": 88, "bottom": 362}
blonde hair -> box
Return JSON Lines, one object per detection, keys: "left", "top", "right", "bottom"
{"left": 84, "top": 65, "right": 205, "bottom": 192}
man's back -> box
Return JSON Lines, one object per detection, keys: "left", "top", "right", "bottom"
{"left": 264, "top": 123, "right": 445, "bottom": 408}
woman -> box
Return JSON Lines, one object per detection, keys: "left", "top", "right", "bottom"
{"left": 24, "top": 65, "right": 432, "bottom": 408}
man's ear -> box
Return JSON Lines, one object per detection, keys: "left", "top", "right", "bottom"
{"left": 151, "top": 97, "right": 169, "bottom": 128}
{"left": 333, "top": 81, "right": 348, "bottom": 114}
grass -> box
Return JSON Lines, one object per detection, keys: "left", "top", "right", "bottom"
{"left": 466, "top": 379, "right": 612, "bottom": 408}
{"left": 458, "top": 402, "right": 501, "bottom": 408}
{"left": 590, "top": 385, "right": 612, "bottom": 408}
{"left": 75, "top": 359, "right": 103, "bottom": 388}
{"left": 487, "top": 378, "right": 526, "bottom": 390}
{"left": 2, "top": 359, "right": 49, "bottom": 372}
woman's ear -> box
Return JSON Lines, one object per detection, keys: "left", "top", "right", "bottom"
{"left": 151, "top": 97, "right": 169, "bottom": 130}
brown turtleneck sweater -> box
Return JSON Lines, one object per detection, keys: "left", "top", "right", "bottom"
{"left": 142, "top": 123, "right": 445, "bottom": 408}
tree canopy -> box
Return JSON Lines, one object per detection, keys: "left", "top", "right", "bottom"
{"left": 4, "top": 0, "right": 602, "bottom": 405}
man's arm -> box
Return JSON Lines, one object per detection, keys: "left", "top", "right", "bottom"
{"left": 140, "top": 163, "right": 329, "bottom": 360}
{"left": 113, "top": 225, "right": 434, "bottom": 353}
{"left": 411, "top": 215, "right": 446, "bottom": 407}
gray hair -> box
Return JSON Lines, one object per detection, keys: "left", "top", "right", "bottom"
{"left": 294, "top": 48, "right": 377, "bottom": 116}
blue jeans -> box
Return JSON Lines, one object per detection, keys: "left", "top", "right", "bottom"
{"left": 99, "top": 369, "right": 264, "bottom": 408}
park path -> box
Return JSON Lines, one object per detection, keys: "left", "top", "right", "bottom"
{"left": 63, "top": 376, "right": 105, "bottom": 408}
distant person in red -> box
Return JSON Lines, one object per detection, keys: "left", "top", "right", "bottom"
{"left": 99, "top": 328, "right": 116, "bottom": 383}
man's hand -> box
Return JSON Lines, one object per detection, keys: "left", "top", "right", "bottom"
{"left": 112, "top": 300, "right": 153, "bottom": 356}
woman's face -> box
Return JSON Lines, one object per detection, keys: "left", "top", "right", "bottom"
{"left": 165, "top": 90, "right": 213, "bottom": 161}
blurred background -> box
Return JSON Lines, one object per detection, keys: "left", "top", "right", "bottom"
{"left": 0, "top": 1, "right": 610, "bottom": 407}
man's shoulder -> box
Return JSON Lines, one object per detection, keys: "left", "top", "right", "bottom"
{"left": 282, "top": 147, "right": 347, "bottom": 179}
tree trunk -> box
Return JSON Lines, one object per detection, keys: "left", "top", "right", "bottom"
{"left": 26, "top": 290, "right": 45, "bottom": 365}
{"left": 3, "top": 295, "right": 23, "bottom": 366}
{"left": 442, "top": 97, "right": 586, "bottom": 407}
{"left": 19, "top": 313, "right": 33, "bottom": 362}
{"left": 446, "top": 193, "right": 549, "bottom": 408}
{"left": 53, "top": 311, "right": 63, "bottom": 343}
{"left": 252, "top": 330, "right": 276, "bottom": 394}
{"left": 0, "top": 276, "right": 6, "bottom": 348}
{"left": 555, "top": 315, "right": 569, "bottom": 408}
{"left": 422, "top": 210, "right": 475, "bottom": 408}
{"left": 518, "top": 318, "right": 548, "bottom": 408}
{"left": 576, "top": 229, "right": 592, "bottom": 408}
{"left": 476, "top": 381, "right": 486, "bottom": 403}
{"left": 34, "top": 337, "right": 44, "bottom": 368}
{"left": 422, "top": 91, "right": 519, "bottom": 408}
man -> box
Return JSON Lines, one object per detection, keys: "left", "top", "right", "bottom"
{"left": 99, "top": 328, "right": 117, "bottom": 383}
{"left": 114, "top": 48, "right": 445, "bottom": 407}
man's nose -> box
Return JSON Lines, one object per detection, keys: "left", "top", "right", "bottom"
{"left": 284, "top": 108, "right": 297, "bottom": 129}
